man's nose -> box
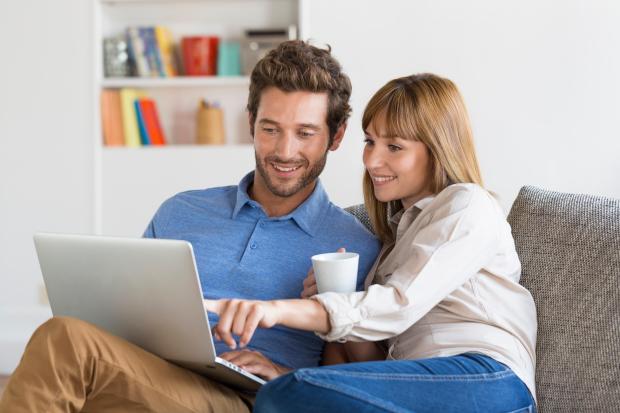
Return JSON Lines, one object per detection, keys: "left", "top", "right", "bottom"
{"left": 274, "top": 131, "right": 299, "bottom": 160}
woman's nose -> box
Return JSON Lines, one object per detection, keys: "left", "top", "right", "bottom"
{"left": 363, "top": 146, "right": 384, "bottom": 169}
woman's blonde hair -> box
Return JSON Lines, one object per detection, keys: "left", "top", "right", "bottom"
{"left": 362, "top": 73, "right": 484, "bottom": 243}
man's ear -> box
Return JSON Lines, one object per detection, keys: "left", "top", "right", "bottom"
{"left": 248, "top": 113, "right": 255, "bottom": 138}
{"left": 328, "top": 122, "right": 347, "bottom": 151}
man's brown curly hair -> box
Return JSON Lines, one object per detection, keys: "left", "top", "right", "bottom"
{"left": 247, "top": 40, "right": 352, "bottom": 145}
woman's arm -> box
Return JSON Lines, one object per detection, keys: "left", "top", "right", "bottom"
{"left": 204, "top": 298, "right": 330, "bottom": 350}
{"left": 206, "top": 298, "right": 387, "bottom": 363}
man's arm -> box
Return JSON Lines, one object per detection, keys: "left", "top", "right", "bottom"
{"left": 219, "top": 349, "right": 291, "bottom": 381}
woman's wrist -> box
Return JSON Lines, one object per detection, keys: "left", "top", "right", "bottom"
{"left": 270, "top": 299, "right": 331, "bottom": 334}
{"left": 267, "top": 300, "right": 285, "bottom": 326}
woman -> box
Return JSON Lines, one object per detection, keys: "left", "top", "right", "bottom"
{"left": 205, "top": 73, "right": 537, "bottom": 412}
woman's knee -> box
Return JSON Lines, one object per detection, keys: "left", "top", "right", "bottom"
{"left": 254, "top": 370, "right": 311, "bottom": 413}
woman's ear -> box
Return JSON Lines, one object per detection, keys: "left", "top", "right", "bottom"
{"left": 329, "top": 123, "right": 347, "bottom": 151}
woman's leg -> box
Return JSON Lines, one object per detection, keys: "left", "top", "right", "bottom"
{"left": 254, "top": 353, "right": 535, "bottom": 413}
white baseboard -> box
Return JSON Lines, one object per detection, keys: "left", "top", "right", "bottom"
{"left": 0, "top": 306, "right": 52, "bottom": 374}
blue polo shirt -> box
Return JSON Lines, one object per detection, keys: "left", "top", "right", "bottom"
{"left": 143, "top": 172, "right": 380, "bottom": 369}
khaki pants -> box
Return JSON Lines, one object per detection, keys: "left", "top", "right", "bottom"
{"left": 0, "top": 316, "right": 253, "bottom": 413}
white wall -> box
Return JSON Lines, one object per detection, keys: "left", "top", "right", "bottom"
{"left": 313, "top": 0, "right": 620, "bottom": 211}
{"left": 0, "top": 0, "right": 93, "bottom": 372}
{"left": 1, "top": 0, "right": 620, "bottom": 374}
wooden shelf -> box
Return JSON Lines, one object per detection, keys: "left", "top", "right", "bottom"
{"left": 101, "top": 76, "right": 250, "bottom": 88}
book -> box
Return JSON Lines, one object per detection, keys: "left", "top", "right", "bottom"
{"left": 100, "top": 89, "right": 125, "bottom": 146}
{"left": 155, "top": 26, "right": 177, "bottom": 77}
{"left": 140, "top": 27, "right": 162, "bottom": 77}
{"left": 138, "top": 98, "right": 167, "bottom": 145}
{"left": 126, "top": 27, "right": 150, "bottom": 77}
{"left": 119, "top": 88, "right": 145, "bottom": 147}
{"left": 134, "top": 100, "right": 150, "bottom": 145}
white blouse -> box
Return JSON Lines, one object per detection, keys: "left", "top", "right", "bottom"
{"left": 313, "top": 183, "right": 537, "bottom": 398}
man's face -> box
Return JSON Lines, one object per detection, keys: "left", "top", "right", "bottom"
{"left": 252, "top": 87, "right": 337, "bottom": 198}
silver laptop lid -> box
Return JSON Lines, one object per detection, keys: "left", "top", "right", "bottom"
{"left": 33, "top": 233, "right": 216, "bottom": 366}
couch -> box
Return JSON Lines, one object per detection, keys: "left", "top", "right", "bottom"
{"left": 346, "top": 185, "right": 620, "bottom": 412}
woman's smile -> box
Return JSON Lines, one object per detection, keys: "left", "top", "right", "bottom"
{"left": 370, "top": 174, "right": 397, "bottom": 185}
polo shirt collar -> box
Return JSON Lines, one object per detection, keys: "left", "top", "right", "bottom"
{"left": 232, "top": 171, "right": 328, "bottom": 237}
{"left": 232, "top": 172, "right": 256, "bottom": 218}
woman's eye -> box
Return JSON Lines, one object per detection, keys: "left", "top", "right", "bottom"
{"left": 388, "top": 144, "right": 402, "bottom": 152}
{"left": 364, "top": 138, "right": 374, "bottom": 146}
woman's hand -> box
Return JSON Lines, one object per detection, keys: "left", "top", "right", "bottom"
{"left": 204, "top": 299, "right": 280, "bottom": 350}
{"left": 220, "top": 349, "right": 291, "bottom": 380}
{"left": 301, "top": 247, "right": 346, "bottom": 298}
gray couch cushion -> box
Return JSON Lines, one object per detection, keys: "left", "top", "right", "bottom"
{"left": 345, "top": 204, "right": 373, "bottom": 233}
{"left": 507, "top": 186, "right": 620, "bottom": 412}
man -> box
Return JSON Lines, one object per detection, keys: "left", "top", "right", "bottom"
{"left": 0, "top": 40, "right": 380, "bottom": 412}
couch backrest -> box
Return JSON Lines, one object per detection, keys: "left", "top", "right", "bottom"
{"left": 345, "top": 204, "right": 374, "bottom": 233}
{"left": 507, "top": 186, "right": 620, "bottom": 412}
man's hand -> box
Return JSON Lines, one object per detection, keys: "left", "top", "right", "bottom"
{"left": 301, "top": 247, "right": 346, "bottom": 298}
{"left": 204, "top": 299, "right": 280, "bottom": 350}
{"left": 220, "top": 349, "right": 291, "bottom": 381}
{"left": 300, "top": 268, "right": 318, "bottom": 298}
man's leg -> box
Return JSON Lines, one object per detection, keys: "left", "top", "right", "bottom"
{"left": 0, "top": 316, "right": 251, "bottom": 413}
{"left": 254, "top": 353, "right": 536, "bottom": 413}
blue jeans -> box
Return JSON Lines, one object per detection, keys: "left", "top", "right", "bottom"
{"left": 254, "top": 353, "right": 536, "bottom": 413}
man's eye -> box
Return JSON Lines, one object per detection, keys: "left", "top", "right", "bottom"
{"left": 299, "top": 130, "right": 315, "bottom": 138}
{"left": 263, "top": 127, "right": 277, "bottom": 134}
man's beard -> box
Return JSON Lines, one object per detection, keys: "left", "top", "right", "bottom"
{"left": 255, "top": 152, "right": 328, "bottom": 198}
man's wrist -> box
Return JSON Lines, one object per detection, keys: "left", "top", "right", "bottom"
{"left": 275, "top": 363, "right": 292, "bottom": 376}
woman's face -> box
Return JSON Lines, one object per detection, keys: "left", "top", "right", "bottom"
{"left": 363, "top": 114, "right": 433, "bottom": 210}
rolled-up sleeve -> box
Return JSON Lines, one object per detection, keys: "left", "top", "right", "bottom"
{"left": 312, "top": 186, "right": 500, "bottom": 342}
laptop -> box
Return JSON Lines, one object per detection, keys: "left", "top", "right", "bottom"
{"left": 33, "top": 232, "right": 266, "bottom": 391}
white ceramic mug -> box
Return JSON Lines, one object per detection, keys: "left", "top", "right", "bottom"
{"left": 311, "top": 252, "right": 359, "bottom": 294}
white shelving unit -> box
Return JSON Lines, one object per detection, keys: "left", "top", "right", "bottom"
{"left": 101, "top": 76, "right": 251, "bottom": 88}
{"left": 93, "top": 0, "right": 304, "bottom": 236}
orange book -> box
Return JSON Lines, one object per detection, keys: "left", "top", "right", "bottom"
{"left": 138, "top": 98, "right": 166, "bottom": 145}
{"left": 100, "top": 89, "right": 125, "bottom": 146}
